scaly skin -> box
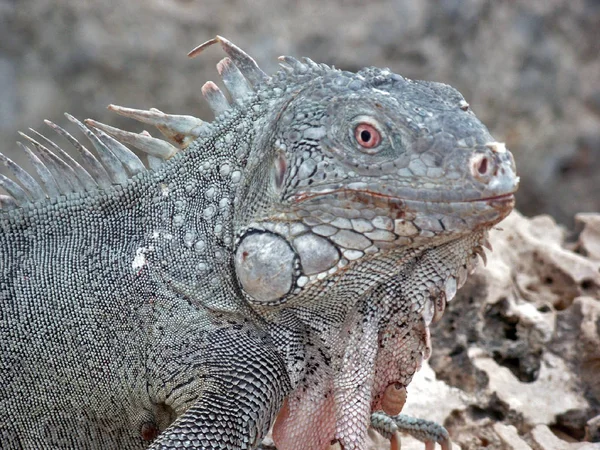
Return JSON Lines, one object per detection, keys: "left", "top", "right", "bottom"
{"left": 0, "top": 37, "right": 518, "bottom": 449}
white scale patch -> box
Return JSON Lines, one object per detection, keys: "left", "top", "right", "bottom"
{"left": 132, "top": 246, "right": 154, "bottom": 270}
{"left": 235, "top": 232, "right": 296, "bottom": 304}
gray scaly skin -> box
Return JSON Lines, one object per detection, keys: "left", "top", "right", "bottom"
{"left": 0, "top": 36, "right": 518, "bottom": 449}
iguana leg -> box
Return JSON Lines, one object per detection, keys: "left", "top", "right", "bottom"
{"left": 371, "top": 411, "right": 452, "bottom": 450}
{"left": 148, "top": 326, "right": 291, "bottom": 450}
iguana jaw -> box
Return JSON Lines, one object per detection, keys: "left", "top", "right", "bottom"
{"left": 287, "top": 186, "right": 515, "bottom": 241}
{"left": 234, "top": 185, "right": 512, "bottom": 307}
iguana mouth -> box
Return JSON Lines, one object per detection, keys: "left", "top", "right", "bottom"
{"left": 468, "top": 193, "right": 515, "bottom": 215}
{"left": 468, "top": 193, "right": 514, "bottom": 202}
{"left": 292, "top": 188, "right": 515, "bottom": 208}
{"left": 291, "top": 189, "right": 407, "bottom": 214}
{"left": 291, "top": 187, "right": 515, "bottom": 203}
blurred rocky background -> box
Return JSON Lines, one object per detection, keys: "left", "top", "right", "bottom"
{"left": 1, "top": 1, "right": 599, "bottom": 449}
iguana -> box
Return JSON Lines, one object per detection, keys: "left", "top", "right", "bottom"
{"left": 0, "top": 36, "right": 518, "bottom": 449}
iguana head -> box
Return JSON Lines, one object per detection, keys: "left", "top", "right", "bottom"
{"left": 232, "top": 51, "right": 519, "bottom": 307}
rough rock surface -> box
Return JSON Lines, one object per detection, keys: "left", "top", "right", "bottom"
{"left": 380, "top": 211, "right": 600, "bottom": 450}
{"left": 0, "top": 0, "right": 599, "bottom": 225}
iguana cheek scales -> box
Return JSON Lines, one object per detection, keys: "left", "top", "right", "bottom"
{"left": 1, "top": 35, "right": 517, "bottom": 449}
{"left": 292, "top": 233, "right": 340, "bottom": 276}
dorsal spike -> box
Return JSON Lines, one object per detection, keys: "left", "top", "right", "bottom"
{"left": 27, "top": 128, "right": 97, "bottom": 192}
{"left": 85, "top": 119, "right": 178, "bottom": 160}
{"left": 0, "top": 194, "right": 17, "bottom": 210}
{"left": 301, "top": 57, "right": 320, "bottom": 70}
{"left": 18, "top": 132, "right": 78, "bottom": 194}
{"left": 140, "top": 130, "right": 172, "bottom": 166}
{"left": 89, "top": 127, "right": 146, "bottom": 177}
{"left": 65, "top": 114, "right": 128, "bottom": 185}
{"left": 201, "top": 81, "right": 230, "bottom": 116}
{"left": 214, "top": 35, "right": 269, "bottom": 87}
{"left": 187, "top": 37, "right": 219, "bottom": 58}
{"left": 217, "top": 57, "right": 253, "bottom": 104}
{"left": 17, "top": 142, "right": 60, "bottom": 198}
{"left": 0, "top": 152, "right": 45, "bottom": 201}
{"left": 44, "top": 120, "right": 112, "bottom": 190}
{"left": 278, "top": 56, "right": 308, "bottom": 73}
{"left": 147, "top": 155, "right": 164, "bottom": 171}
{"left": 44, "top": 120, "right": 111, "bottom": 189}
{"left": 107, "top": 104, "right": 205, "bottom": 149}
{"left": 278, "top": 62, "right": 294, "bottom": 74}
{"left": 0, "top": 173, "right": 30, "bottom": 204}
{"left": 151, "top": 108, "right": 207, "bottom": 148}
{"left": 188, "top": 36, "right": 268, "bottom": 87}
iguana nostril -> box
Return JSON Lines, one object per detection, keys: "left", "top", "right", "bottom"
{"left": 470, "top": 153, "right": 493, "bottom": 180}
{"left": 477, "top": 157, "right": 488, "bottom": 175}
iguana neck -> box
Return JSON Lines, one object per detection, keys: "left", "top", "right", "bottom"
{"left": 255, "top": 230, "right": 485, "bottom": 388}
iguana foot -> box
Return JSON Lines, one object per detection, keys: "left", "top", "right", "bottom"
{"left": 371, "top": 411, "right": 452, "bottom": 450}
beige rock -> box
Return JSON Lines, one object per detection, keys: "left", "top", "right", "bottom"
{"left": 530, "top": 424, "right": 600, "bottom": 450}
{"left": 429, "top": 211, "right": 600, "bottom": 448}
{"left": 471, "top": 349, "right": 588, "bottom": 425}
{"left": 402, "top": 361, "right": 468, "bottom": 425}
{"left": 575, "top": 214, "right": 600, "bottom": 261}
{"left": 586, "top": 415, "right": 600, "bottom": 443}
{"left": 493, "top": 423, "right": 532, "bottom": 450}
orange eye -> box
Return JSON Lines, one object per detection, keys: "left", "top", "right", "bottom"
{"left": 354, "top": 123, "right": 381, "bottom": 149}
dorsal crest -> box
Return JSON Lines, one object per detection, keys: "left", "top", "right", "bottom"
{"left": 0, "top": 36, "right": 326, "bottom": 211}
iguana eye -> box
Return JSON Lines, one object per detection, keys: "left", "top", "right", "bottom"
{"left": 354, "top": 123, "right": 381, "bottom": 152}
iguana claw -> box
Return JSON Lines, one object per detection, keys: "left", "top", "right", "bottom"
{"left": 371, "top": 411, "right": 452, "bottom": 450}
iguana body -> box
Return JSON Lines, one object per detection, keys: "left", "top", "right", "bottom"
{"left": 0, "top": 37, "right": 518, "bottom": 449}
